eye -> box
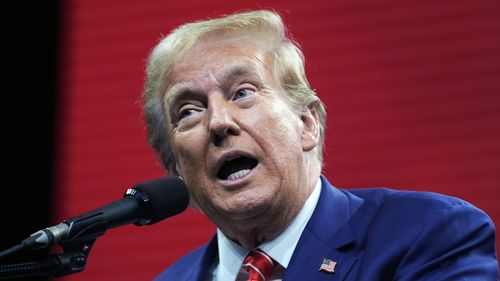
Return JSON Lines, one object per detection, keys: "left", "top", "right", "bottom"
{"left": 179, "top": 108, "right": 196, "bottom": 119}
{"left": 234, "top": 88, "right": 255, "bottom": 100}
{"left": 177, "top": 105, "right": 202, "bottom": 121}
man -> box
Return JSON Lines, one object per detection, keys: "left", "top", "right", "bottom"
{"left": 142, "top": 10, "right": 498, "bottom": 280}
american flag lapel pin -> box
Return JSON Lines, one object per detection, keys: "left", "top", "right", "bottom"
{"left": 319, "top": 258, "right": 337, "bottom": 274}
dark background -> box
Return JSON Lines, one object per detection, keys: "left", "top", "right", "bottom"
{"left": 2, "top": 1, "right": 59, "bottom": 281}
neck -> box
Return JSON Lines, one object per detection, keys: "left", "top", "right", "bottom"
{"left": 219, "top": 158, "right": 321, "bottom": 249}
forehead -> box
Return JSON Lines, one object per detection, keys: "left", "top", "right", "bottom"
{"left": 169, "top": 37, "right": 271, "bottom": 83}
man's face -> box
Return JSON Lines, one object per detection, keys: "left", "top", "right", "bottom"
{"left": 163, "top": 37, "right": 315, "bottom": 228}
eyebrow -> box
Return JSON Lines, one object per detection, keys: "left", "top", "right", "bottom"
{"left": 219, "top": 63, "right": 259, "bottom": 81}
{"left": 164, "top": 83, "right": 199, "bottom": 114}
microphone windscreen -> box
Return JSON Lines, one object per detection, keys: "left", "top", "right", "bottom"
{"left": 132, "top": 176, "right": 190, "bottom": 225}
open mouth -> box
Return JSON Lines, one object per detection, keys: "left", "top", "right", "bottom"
{"left": 217, "top": 156, "right": 258, "bottom": 181}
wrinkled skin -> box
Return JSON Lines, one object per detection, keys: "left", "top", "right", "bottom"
{"left": 163, "top": 36, "right": 321, "bottom": 249}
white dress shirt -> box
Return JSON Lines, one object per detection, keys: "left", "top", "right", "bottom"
{"left": 207, "top": 178, "right": 322, "bottom": 281}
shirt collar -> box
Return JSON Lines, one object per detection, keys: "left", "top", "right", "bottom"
{"left": 216, "top": 178, "right": 322, "bottom": 280}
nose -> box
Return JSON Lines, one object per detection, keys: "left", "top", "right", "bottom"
{"left": 207, "top": 95, "right": 240, "bottom": 147}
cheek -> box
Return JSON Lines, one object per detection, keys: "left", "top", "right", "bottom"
{"left": 173, "top": 139, "right": 210, "bottom": 203}
{"left": 172, "top": 131, "right": 206, "bottom": 174}
{"left": 263, "top": 108, "right": 301, "bottom": 144}
{"left": 248, "top": 98, "right": 300, "bottom": 132}
{"left": 249, "top": 107, "right": 303, "bottom": 167}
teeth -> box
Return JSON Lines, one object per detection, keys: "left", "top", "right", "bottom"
{"left": 226, "top": 169, "right": 251, "bottom": 181}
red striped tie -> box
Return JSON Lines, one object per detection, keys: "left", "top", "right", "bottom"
{"left": 242, "top": 250, "right": 275, "bottom": 281}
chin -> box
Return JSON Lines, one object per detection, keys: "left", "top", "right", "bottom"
{"left": 222, "top": 195, "right": 272, "bottom": 220}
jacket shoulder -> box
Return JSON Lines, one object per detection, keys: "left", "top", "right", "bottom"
{"left": 345, "top": 187, "right": 498, "bottom": 279}
{"left": 347, "top": 187, "right": 481, "bottom": 211}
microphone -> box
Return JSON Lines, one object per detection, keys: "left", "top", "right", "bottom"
{"left": 19, "top": 176, "right": 189, "bottom": 252}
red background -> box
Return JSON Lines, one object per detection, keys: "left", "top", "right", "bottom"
{"left": 55, "top": 1, "right": 500, "bottom": 280}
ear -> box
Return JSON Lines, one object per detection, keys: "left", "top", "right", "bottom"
{"left": 300, "top": 106, "right": 320, "bottom": 152}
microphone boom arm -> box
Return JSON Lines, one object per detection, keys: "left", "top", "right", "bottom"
{"left": 0, "top": 176, "right": 189, "bottom": 279}
{"left": 0, "top": 199, "right": 143, "bottom": 279}
{"left": 0, "top": 211, "right": 110, "bottom": 279}
{"left": 0, "top": 236, "right": 97, "bottom": 279}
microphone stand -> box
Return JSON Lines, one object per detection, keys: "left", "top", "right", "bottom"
{"left": 0, "top": 239, "right": 96, "bottom": 279}
{"left": 0, "top": 211, "right": 108, "bottom": 279}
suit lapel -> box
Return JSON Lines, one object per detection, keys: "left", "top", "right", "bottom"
{"left": 183, "top": 176, "right": 379, "bottom": 281}
{"left": 283, "top": 229, "right": 358, "bottom": 281}
{"left": 284, "top": 176, "right": 367, "bottom": 281}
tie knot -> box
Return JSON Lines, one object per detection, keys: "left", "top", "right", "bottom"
{"left": 242, "top": 250, "right": 274, "bottom": 281}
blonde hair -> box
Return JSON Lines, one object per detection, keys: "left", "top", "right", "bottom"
{"left": 143, "top": 10, "right": 326, "bottom": 174}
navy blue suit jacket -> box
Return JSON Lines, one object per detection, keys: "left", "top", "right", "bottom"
{"left": 155, "top": 176, "right": 498, "bottom": 280}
